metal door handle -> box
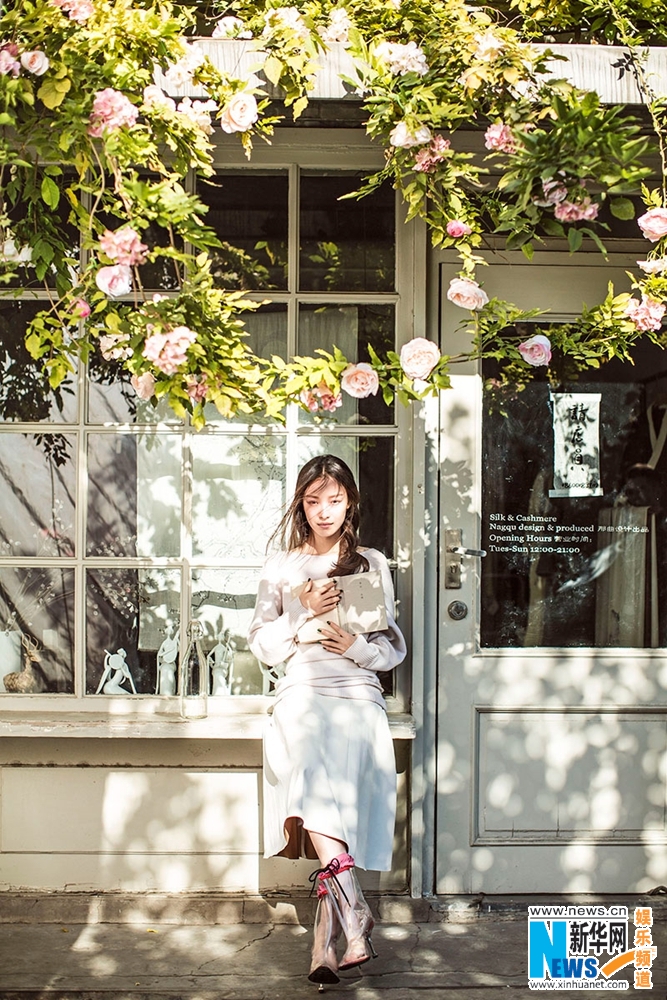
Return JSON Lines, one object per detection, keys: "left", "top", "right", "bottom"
{"left": 445, "top": 530, "right": 485, "bottom": 589}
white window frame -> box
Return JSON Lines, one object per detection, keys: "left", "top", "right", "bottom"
{"left": 0, "top": 129, "right": 423, "bottom": 740}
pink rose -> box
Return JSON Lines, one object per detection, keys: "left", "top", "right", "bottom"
{"left": 52, "top": 0, "right": 94, "bottom": 21}
{"left": 540, "top": 177, "right": 568, "bottom": 206}
{"left": 389, "top": 121, "right": 432, "bottom": 148}
{"left": 99, "top": 226, "right": 148, "bottom": 267}
{"left": 518, "top": 334, "right": 552, "bottom": 366}
{"left": 0, "top": 48, "right": 20, "bottom": 77}
{"left": 131, "top": 372, "right": 156, "bottom": 400}
{"left": 638, "top": 207, "right": 667, "bottom": 242}
{"left": 143, "top": 325, "right": 197, "bottom": 375}
{"left": 219, "top": 93, "right": 259, "bottom": 134}
{"left": 446, "top": 220, "right": 472, "bottom": 238}
{"left": 88, "top": 88, "right": 138, "bottom": 138}
{"left": 446, "top": 277, "right": 489, "bottom": 311}
{"left": 624, "top": 295, "right": 666, "bottom": 332}
{"left": 300, "top": 381, "right": 343, "bottom": 413}
{"left": 142, "top": 85, "right": 176, "bottom": 114}
{"left": 20, "top": 51, "right": 50, "bottom": 75}
{"left": 99, "top": 333, "right": 132, "bottom": 361}
{"left": 72, "top": 297, "right": 91, "bottom": 319}
{"left": 95, "top": 264, "right": 132, "bottom": 297}
{"left": 484, "top": 123, "right": 515, "bottom": 154}
{"left": 554, "top": 197, "right": 599, "bottom": 223}
{"left": 340, "top": 363, "right": 379, "bottom": 399}
{"left": 186, "top": 375, "right": 208, "bottom": 404}
{"left": 400, "top": 338, "right": 441, "bottom": 380}
{"left": 637, "top": 258, "right": 667, "bottom": 274}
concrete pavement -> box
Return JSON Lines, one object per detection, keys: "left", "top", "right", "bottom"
{"left": 0, "top": 895, "right": 665, "bottom": 999}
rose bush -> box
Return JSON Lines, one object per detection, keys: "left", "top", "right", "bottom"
{"left": 1, "top": 0, "right": 666, "bottom": 425}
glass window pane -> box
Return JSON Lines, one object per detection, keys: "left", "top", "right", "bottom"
{"left": 0, "top": 300, "right": 77, "bottom": 423}
{"left": 482, "top": 333, "right": 667, "bottom": 647}
{"left": 192, "top": 567, "right": 266, "bottom": 696}
{"left": 297, "top": 435, "right": 395, "bottom": 556}
{"left": 0, "top": 433, "right": 76, "bottom": 556}
{"left": 298, "top": 304, "right": 395, "bottom": 426}
{"left": 0, "top": 568, "right": 75, "bottom": 694}
{"left": 86, "top": 568, "right": 180, "bottom": 695}
{"left": 202, "top": 304, "right": 288, "bottom": 426}
{"left": 299, "top": 174, "right": 395, "bottom": 292}
{"left": 87, "top": 349, "right": 177, "bottom": 424}
{"left": 191, "top": 435, "right": 286, "bottom": 560}
{"left": 197, "top": 172, "right": 288, "bottom": 290}
{"left": 87, "top": 433, "right": 182, "bottom": 557}
{"left": 5, "top": 174, "right": 80, "bottom": 290}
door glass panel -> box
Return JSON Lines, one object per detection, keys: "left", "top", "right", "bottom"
{"left": 192, "top": 567, "right": 265, "bottom": 696}
{"left": 191, "top": 434, "right": 286, "bottom": 560}
{"left": 0, "top": 433, "right": 76, "bottom": 557}
{"left": 299, "top": 173, "right": 395, "bottom": 292}
{"left": 86, "top": 568, "right": 181, "bottom": 695}
{"left": 298, "top": 304, "right": 395, "bottom": 426}
{"left": 0, "top": 567, "right": 75, "bottom": 693}
{"left": 482, "top": 332, "right": 667, "bottom": 647}
{"left": 86, "top": 433, "right": 182, "bottom": 557}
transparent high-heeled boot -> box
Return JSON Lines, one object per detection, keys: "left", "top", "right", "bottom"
{"left": 308, "top": 890, "right": 341, "bottom": 984}
{"left": 325, "top": 863, "right": 377, "bottom": 971}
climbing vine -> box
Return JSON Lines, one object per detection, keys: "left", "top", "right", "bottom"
{"left": 1, "top": 0, "right": 666, "bottom": 425}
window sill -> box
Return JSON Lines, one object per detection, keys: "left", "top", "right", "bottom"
{"left": 0, "top": 711, "right": 416, "bottom": 740}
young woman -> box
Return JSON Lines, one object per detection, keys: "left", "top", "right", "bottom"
{"left": 248, "top": 454, "right": 407, "bottom": 985}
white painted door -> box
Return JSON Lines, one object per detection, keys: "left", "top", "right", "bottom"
{"left": 432, "top": 251, "right": 667, "bottom": 893}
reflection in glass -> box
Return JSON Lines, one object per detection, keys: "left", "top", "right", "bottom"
{"left": 482, "top": 338, "right": 667, "bottom": 647}
{"left": 87, "top": 349, "right": 175, "bottom": 424}
{"left": 299, "top": 174, "right": 395, "bottom": 292}
{"left": 191, "top": 435, "right": 286, "bottom": 560}
{"left": 192, "top": 567, "right": 265, "bottom": 695}
{"left": 0, "top": 300, "right": 77, "bottom": 423}
{"left": 86, "top": 567, "right": 181, "bottom": 694}
{"left": 198, "top": 172, "right": 288, "bottom": 289}
{"left": 298, "top": 304, "right": 395, "bottom": 426}
{"left": 297, "top": 435, "right": 394, "bottom": 557}
{"left": 0, "top": 433, "right": 76, "bottom": 557}
{"left": 0, "top": 567, "right": 74, "bottom": 693}
{"left": 86, "top": 433, "right": 181, "bottom": 557}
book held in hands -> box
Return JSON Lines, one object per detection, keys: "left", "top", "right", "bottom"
{"left": 292, "top": 571, "right": 388, "bottom": 643}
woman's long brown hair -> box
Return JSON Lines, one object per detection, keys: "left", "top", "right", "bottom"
{"left": 271, "top": 455, "right": 369, "bottom": 576}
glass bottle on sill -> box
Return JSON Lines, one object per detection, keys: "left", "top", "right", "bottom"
{"left": 179, "top": 620, "right": 209, "bottom": 720}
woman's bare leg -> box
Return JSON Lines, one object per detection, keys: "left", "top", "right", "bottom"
{"left": 308, "top": 831, "right": 347, "bottom": 866}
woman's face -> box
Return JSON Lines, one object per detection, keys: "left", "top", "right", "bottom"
{"left": 302, "top": 476, "right": 349, "bottom": 544}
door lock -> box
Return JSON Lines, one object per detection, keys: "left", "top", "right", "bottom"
{"left": 447, "top": 600, "right": 468, "bottom": 621}
{"left": 444, "top": 529, "right": 487, "bottom": 589}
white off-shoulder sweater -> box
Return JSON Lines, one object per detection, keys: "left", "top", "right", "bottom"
{"left": 247, "top": 548, "right": 407, "bottom": 707}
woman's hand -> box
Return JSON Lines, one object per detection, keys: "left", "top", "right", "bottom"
{"left": 299, "top": 578, "right": 341, "bottom": 616}
{"left": 318, "top": 620, "right": 355, "bottom": 654}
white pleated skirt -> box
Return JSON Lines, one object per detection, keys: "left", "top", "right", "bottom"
{"left": 262, "top": 689, "right": 397, "bottom": 872}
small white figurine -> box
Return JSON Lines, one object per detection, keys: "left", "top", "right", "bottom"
{"left": 156, "top": 623, "right": 179, "bottom": 695}
{"left": 208, "top": 628, "right": 234, "bottom": 696}
{"left": 96, "top": 648, "right": 137, "bottom": 695}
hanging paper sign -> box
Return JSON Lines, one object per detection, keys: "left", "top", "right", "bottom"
{"left": 549, "top": 392, "right": 603, "bottom": 498}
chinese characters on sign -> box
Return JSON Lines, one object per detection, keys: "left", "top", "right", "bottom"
{"left": 550, "top": 393, "right": 603, "bottom": 498}
{"left": 528, "top": 905, "right": 657, "bottom": 990}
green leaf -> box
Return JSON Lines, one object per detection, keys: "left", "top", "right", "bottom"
{"left": 263, "top": 55, "right": 283, "bottom": 86}
{"left": 41, "top": 176, "right": 60, "bottom": 210}
{"left": 37, "top": 77, "right": 70, "bottom": 109}
{"left": 609, "top": 198, "right": 635, "bottom": 221}
{"left": 568, "top": 228, "right": 583, "bottom": 253}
